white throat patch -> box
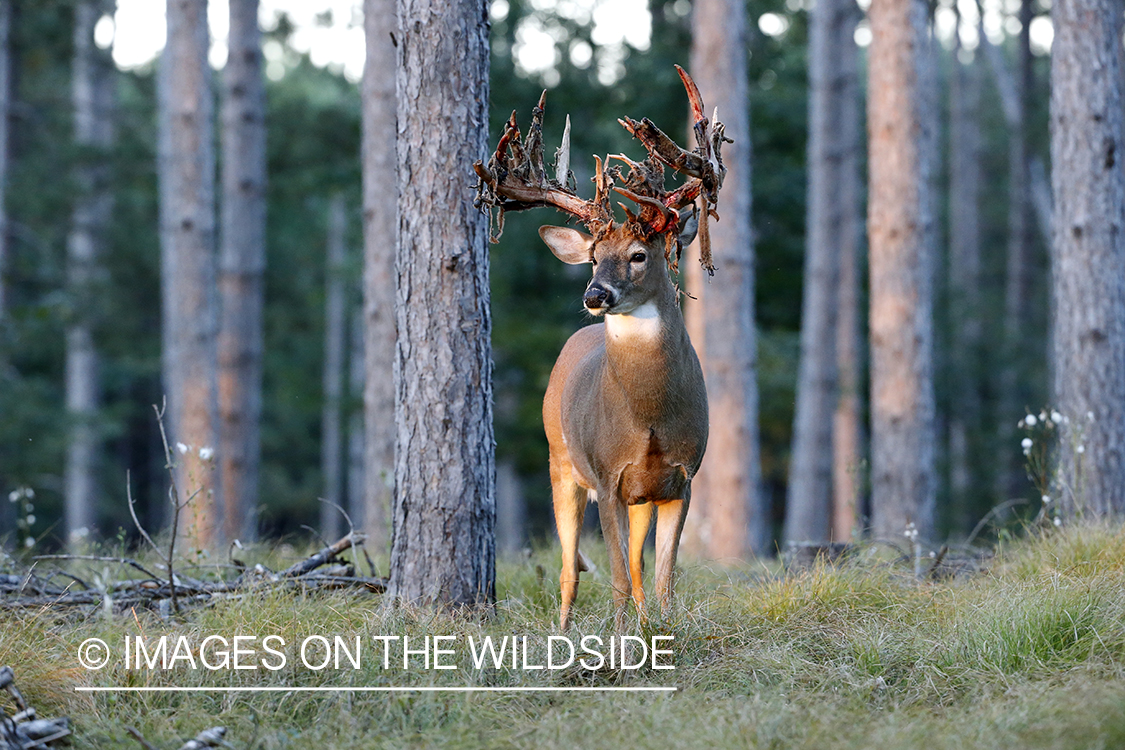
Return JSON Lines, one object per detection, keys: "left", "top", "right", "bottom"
{"left": 606, "top": 301, "right": 661, "bottom": 341}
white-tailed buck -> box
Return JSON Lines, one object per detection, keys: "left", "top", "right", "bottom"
{"left": 475, "top": 66, "right": 728, "bottom": 630}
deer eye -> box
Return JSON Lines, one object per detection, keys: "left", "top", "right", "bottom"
{"left": 630, "top": 252, "right": 647, "bottom": 263}
{"left": 590, "top": 257, "right": 598, "bottom": 266}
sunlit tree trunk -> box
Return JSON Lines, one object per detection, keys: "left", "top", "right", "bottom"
{"left": 159, "top": 0, "right": 219, "bottom": 549}
{"left": 65, "top": 0, "right": 115, "bottom": 545}
{"left": 361, "top": 0, "right": 396, "bottom": 551}
{"left": 321, "top": 194, "right": 347, "bottom": 541}
{"left": 218, "top": 0, "right": 265, "bottom": 542}
{"left": 831, "top": 4, "right": 864, "bottom": 542}
{"left": 681, "top": 0, "right": 765, "bottom": 560}
{"left": 947, "top": 26, "right": 983, "bottom": 533}
{"left": 387, "top": 0, "right": 495, "bottom": 605}
{"left": 867, "top": 0, "right": 937, "bottom": 540}
{"left": 1050, "top": 0, "right": 1125, "bottom": 517}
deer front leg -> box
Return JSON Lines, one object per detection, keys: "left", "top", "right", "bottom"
{"left": 654, "top": 498, "right": 687, "bottom": 618}
{"left": 551, "top": 454, "right": 587, "bottom": 631}
{"left": 628, "top": 502, "right": 654, "bottom": 620}
{"left": 598, "top": 491, "right": 632, "bottom": 631}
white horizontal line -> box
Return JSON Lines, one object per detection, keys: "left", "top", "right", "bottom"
{"left": 75, "top": 686, "right": 676, "bottom": 693}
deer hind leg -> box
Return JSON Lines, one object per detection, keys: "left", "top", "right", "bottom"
{"left": 551, "top": 454, "right": 587, "bottom": 631}
{"left": 628, "top": 502, "right": 654, "bottom": 620}
{"left": 598, "top": 493, "right": 632, "bottom": 631}
{"left": 654, "top": 498, "right": 687, "bottom": 618}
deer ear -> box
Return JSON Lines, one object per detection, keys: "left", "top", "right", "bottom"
{"left": 539, "top": 226, "right": 594, "bottom": 265}
{"left": 676, "top": 208, "right": 699, "bottom": 247}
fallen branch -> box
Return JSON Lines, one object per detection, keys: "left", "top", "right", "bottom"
{"left": 1, "top": 533, "right": 385, "bottom": 611}
{"left": 0, "top": 666, "right": 71, "bottom": 750}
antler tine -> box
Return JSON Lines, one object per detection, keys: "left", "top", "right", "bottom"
{"left": 555, "top": 114, "right": 572, "bottom": 186}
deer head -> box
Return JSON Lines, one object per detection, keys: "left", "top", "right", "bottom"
{"left": 473, "top": 65, "right": 729, "bottom": 275}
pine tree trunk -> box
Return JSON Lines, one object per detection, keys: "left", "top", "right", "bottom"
{"left": 0, "top": 0, "right": 8, "bottom": 323}
{"left": 495, "top": 458, "right": 525, "bottom": 555}
{"left": 949, "top": 38, "right": 985, "bottom": 532}
{"left": 1049, "top": 0, "right": 1125, "bottom": 517}
{"left": 361, "top": 0, "right": 396, "bottom": 552}
{"left": 786, "top": 0, "right": 856, "bottom": 544}
{"left": 867, "top": 0, "right": 937, "bottom": 540}
{"left": 831, "top": 3, "right": 864, "bottom": 542}
{"left": 321, "top": 194, "right": 347, "bottom": 541}
{"left": 0, "top": 0, "right": 11, "bottom": 547}
{"left": 159, "top": 0, "right": 220, "bottom": 549}
{"left": 996, "top": 0, "right": 1033, "bottom": 504}
{"left": 65, "top": 0, "right": 115, "bottom": 544}
{"left": 218, "top": 0, "right": 265, "bottom": 543}
{"left": 947, "top": 32, "right": 983, "bottom": 533}
{"left": 682, "top": 0, "right": 765, "bottom": 560}
{"left": 347, "top": 304, "right": 365, "bottom": 529}
{"left": 387, "top": 0, "right": 495, "bottom": 605}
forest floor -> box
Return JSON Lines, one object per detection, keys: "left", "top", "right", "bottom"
{"left": 2, "top": 523, "right": 1124, "bottom": 749}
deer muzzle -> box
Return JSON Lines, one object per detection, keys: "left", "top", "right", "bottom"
{"left": 583, "top": 283, "right": 616, "bottom": 312}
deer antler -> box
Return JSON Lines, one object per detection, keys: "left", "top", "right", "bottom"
{"left": 615, "top": 64, "right": 729, "bottom": 273}
{"left": 474, "top": 91, "right": 614, "bottom": 242}
{"left": 474, "top": 66, "right": 729, "bottom": 273}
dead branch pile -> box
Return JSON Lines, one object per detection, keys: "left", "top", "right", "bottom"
{"left": 0, "top": 532, "right": 385, "bottom": 613}
{"left": 0, "top": 666, "right": 70, "bottom": 750}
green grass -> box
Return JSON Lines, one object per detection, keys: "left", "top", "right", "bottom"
{"left": 3, "top": 524, "right": 1125, "bottom": 748}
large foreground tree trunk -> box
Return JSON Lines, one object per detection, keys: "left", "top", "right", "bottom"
{"left": 361, "top": 0, "right": 396, "bottom": 551}
{"left": 1049, "top": 0, "right": 1125, "bottom": 517}
{"left": 681, "top": 0, "right": 765, "bottom": 560}
{"left": 218, "top": 0, "right": 265, "bottom": 542}
{"left": 387, "top": 0, "right": 495, "bottom": 605}
{"left": 866, "top": 0, "right": 937, "bottom": 540}
{"left": 159, "top": 0, "right": 219, "bottom": 549}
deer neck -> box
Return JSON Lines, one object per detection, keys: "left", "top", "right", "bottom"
{"left": 602, "top": 287, "right": 689, "bottom": 420}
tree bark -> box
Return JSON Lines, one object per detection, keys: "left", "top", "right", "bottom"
{"left": 786, "top": 0, "right": 859, "bottom": 544}
{"left": 866, "top": 0, "right": 937, "bottom": 540}
{"left": 65, "top": 0, "right": 116, "bottom": 544}
{"left": 1049, "top": 0, "right": 1125, "bottom": 517}
{"left": 680, "top": 0, "right": 765, "bottom": 560}
{"left": 361, "top": 0, "right": 396, "bottom": 552}
{"left": 159, "top": 0, "right": 220, "bottom": 549}
{"left": 495, "top": 458, "right": 525, "bottom": 555}
{"left": 218, "top": 0, "right": 265, "bottom": 543}
{"left": 831, "top": 3, "right": 864, "bottom": 543}
{"left": 387, "top": 0, "right": 495, "bottom": 606}
{"left": 0, "top": 0, "right": 11, "bottom": 547}
{"left": 321, "top": 194, "right": 347, "bottom": 541}
{"left": 0, "top": 0, "right": 8, "bottom": 323}
{"left": 347, "top": 303, "right": 365, "bottom": 529}
{"left": 996, "top": 0, "right": 1033, "bottom": 503}
{"left": 947, "top": 28, "right": 983, "bottom": 533}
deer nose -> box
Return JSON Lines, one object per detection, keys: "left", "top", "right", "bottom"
{"left": 584, "top": 284, "right": 613, "bottom": 310}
